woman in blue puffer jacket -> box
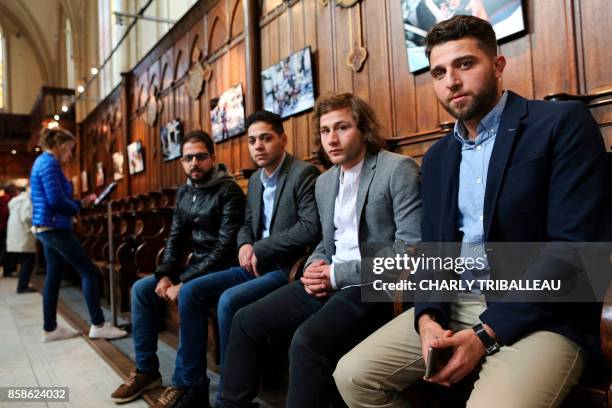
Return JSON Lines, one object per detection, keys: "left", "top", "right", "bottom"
{"left": 30, "top": 127, "right": 127, "bottom": 342}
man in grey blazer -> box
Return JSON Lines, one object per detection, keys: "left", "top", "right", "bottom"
{"left": 220, "top": 93, "right": 422, "bottom": 408}
{"left": 155, "top": 111, "right": 321, "bottom": 408}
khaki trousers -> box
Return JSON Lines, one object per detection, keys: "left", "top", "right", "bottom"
{"left": 334, "top": 298, "right": 586, "bottom": 408}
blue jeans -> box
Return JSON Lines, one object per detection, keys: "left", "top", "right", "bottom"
{"left": 130, "top": 275, "right": 166, "bottom": 373}
{"left": 16, "top": 252, "right": 35, "bottom": 292}
{"left": 173, "top": 266, "right": 287, "bottom": 389}
{"left": 36, "top": 229, "right": 104, "bottom": 332}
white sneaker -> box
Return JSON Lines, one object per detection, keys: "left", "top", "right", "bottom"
{"left": 88, "top": 322, "right": 128, "bottom": 339}
{"left": 43, "top": 325, "right": 80, "bottom": 342}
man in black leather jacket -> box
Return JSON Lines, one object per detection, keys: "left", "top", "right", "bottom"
{"left": 111, "top": 130, "right": 245, "bottom": 406}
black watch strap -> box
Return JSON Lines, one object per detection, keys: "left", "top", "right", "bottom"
{"left": 472, "top": 323, "right": 501, "bottom": 355}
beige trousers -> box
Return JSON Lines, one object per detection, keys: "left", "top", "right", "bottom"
{"left": 334, "top": 299, "right": 586, "bottom": 408}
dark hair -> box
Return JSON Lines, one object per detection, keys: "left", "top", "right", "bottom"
{"left": 313, "top": 93, "right": 386, "bottom": 152}
{"left": 39, "top": 127, "right": 76, "bottom": 149}
{"left": 3, "top": 184, "right": 17, "bottom": 196}
{"left": 425, "top": 15, "right": 498, "bottom": 59}
{"left": 181, "top": 130, "right": 214, "bottom": 155}
{"left": 245, "top": 110, "right": 284, "bottom": 135}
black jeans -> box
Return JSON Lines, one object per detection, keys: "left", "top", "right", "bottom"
{"left": 220, "top": 280, "right": 391, "bottom": 408}
{"left": 16, "top": 253, "right": 35, "bottom": 292}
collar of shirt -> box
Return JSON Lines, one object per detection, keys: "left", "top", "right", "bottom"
{"left": 260, "top": 152, "right": 286, "bottom": 187}
{"left": 339, "top": 159, "right": 365, "bottom": 186}
{"left": 453, "top": 91, "right": 509, "bottom": 148}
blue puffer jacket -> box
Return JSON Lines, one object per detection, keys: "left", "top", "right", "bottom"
{"left": 30, "top": 152, "right": 81, "bottom": 229}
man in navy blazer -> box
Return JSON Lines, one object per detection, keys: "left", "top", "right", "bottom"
{"left": 334, "top": 15, "right": 609, "bottom": 408}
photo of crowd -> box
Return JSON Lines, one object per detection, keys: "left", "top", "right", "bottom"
{"left": 261, "top": 47, "right": 315, "bottom": 118}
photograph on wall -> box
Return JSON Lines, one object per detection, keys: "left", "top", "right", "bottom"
{"left": 81, "top": 170, "right": 89, "bottom": 193}
{"left": 261, "top": 46, "right": 315, "bottom": 118}
{"left": 210, "top": 83, "right": 246, "bottom": 143}
{"left": 161, "top": 119, "right": 183, "bottom": 161}
{"left": 399, "top": 0, "right": 525, "bottom": 72}
{"left": 95, "top": 162, "right": 105, "bottom": 187}
{"left": 127, "top": 141, "right": 145, "bottom": 175}
{"left": 112, "top": 151, "right": 124, "bottom": 181}
{"left": 71, "top": 175, "right": 79, "bottom": 194}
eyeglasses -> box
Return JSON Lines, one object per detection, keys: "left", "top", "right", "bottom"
{"left": 181, "top": 153, "right": 210, "bottom": 162}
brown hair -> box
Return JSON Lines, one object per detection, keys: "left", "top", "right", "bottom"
{"left": 425, "top": 15, "right": 498, "bottom": 59}
{"left": 39, "top": 127, "right": 76, "bottom": 150}
{"left": 313, "top": 93, "right": 386, "bottom": 152}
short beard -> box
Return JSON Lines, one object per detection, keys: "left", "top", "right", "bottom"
{"left": 443, "top": 76, "right": 499, "bottom": 122}
{"left": 187, "top": 168, "right": 213, "bottom": 186}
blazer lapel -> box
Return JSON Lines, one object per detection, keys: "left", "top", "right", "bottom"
{"left": 270, "top": 154, "right": 293, "bottom": 228}
{"left": 356, "top": 151, "right": 377, "bottom": 232}
{"left": 251, "top": 170, "right": 263, "bottom": 239}
{"left": 483, "top": 92, "right": 526, "bottom": 240}
{"left": 324, "top": 166, "right": 340, "bottom": 256}
{"left": 439, "top": 136, "right": 462, "bottom": 242}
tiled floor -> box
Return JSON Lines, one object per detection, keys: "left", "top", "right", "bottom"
{"left": 0, "top": 276, "right": 147, "bottom": 408}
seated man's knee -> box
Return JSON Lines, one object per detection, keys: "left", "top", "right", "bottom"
{"left": 333, "top": 349, "right": 363, "bottom": 388}
{"left": 289, "top": 324, "right": 318, "bottom": 358}
{"left": 217, "top": 289, "right": 239, "bottom": 318}
{"left": 178, "top": 280, "right": 198, "bottom": 310}
{"left": 131, "top": 276, "right": 155, "bottom": 303}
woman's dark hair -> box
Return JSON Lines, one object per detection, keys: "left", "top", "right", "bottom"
{"left": 425, "top": 15, "right": 498, "bottom": 59}
{"left": 181, "top": 130, "right": 215, "bottom": 155}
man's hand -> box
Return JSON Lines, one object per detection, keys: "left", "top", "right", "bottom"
{"left": 301, "top": 260, "right": 333, "bottom": 298}
{"left": 427, "top": 327, "right": 487, "bottom": 386}
{"left": 251, "top": 253, "right": 260, "bottom": 277}
{"left": 418, "top": 313, "right": 452, "bottom": 379}
{"left": 155, "top": 276, "right": 173, "bottom": 298}
{"left": 239, "top": 244, "right": 254, "bottom": 273}
{"left": 164, "top": 283, "right": 183, "bottom": 302}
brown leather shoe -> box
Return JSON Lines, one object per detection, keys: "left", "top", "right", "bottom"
{"left": 152, "top": 387, "right": 187, "bottom": 408}
{"left": 111, "top": 370, "right": 162, "bottom": 403}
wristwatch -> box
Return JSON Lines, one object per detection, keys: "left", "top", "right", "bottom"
{"left": 472, "top": 323, "right": 501, "bottom": 355}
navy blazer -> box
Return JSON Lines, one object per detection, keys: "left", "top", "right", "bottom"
{"left": 415, "top": 91, "right": 610, "bottom": 359}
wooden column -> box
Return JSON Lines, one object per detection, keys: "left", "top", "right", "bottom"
{"left": 120, "top": 72, "right": 132, "bottom": 197}
{"left": 243, "top": 0, "right": 261, "bottom": 115}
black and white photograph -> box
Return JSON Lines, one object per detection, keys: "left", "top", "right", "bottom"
{"left": 261, "top": 46, "right": 315, "bottom": 118}
{"left": 161, "top": 119, "right": 183, "bottom": 161}
{"left": 95, "top": 162, "right": 104, "bottom": 187}
{"left": 112, "top": 151, "right": 124, "bottom": 181}
{"left": 400, "top": 0, "right": 525, "bottom": 72}
{"left": 210, "top": 83, "right": 246, "bottom": 143}
{"left": 127, "top": 141, "right": 145, "bottom": 175}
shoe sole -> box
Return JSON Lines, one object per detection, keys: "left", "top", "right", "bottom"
{"left": 89, "top": 331, "right": 129, "bottom": 340}
{"left": 112, "top": 377, "right": 162, "bottom": 404}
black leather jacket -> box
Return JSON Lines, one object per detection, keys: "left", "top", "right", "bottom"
{"left": 154, "top": 165, "right": 245, "bottom": 283}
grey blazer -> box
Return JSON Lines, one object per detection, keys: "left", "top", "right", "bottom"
{"left": 237, "top": 153, "right": 321, "bottom": 276}
{"left": 305, "top": 149, "right": 422, "bottom": 288}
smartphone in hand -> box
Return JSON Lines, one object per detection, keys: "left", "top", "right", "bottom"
{"left": 424, "top": 345, "right": 453, "bottom": 379}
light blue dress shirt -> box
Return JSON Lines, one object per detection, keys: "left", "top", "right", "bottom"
{"left": 259, "top": 153, "right": 285, "bottom": 239}
{"left": 455, "top": 91, "right": 508, "bottom": 285}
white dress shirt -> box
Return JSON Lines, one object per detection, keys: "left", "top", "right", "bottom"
{"left": 329, "top": 160, "right": 364, "bottom": 289}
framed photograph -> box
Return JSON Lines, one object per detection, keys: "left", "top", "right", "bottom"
{"left": 210, "top": 83, "right": 246, "bottom": 143}
{"left": 95, "top": 162, "right": 105, "bottom": 187}
{"left": 127, "top": 141, "right": 145, "bottom": 175}
{"left": 399, "top": 0, "right": 526, "bottom": 73}
{"left": 261, "top": 46, "right": 315, "bottom": 118}
{"left": 81, "top": 170, "right": 89, "bottom": 193}
{"left": 161, "top": 119, "right": 183, "bottom": 162}
{"left": 71, "top": 175, "right": 79, "bottom": 194}
{"left": 112, "top": 152, "right": 124, "bottom": 181}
